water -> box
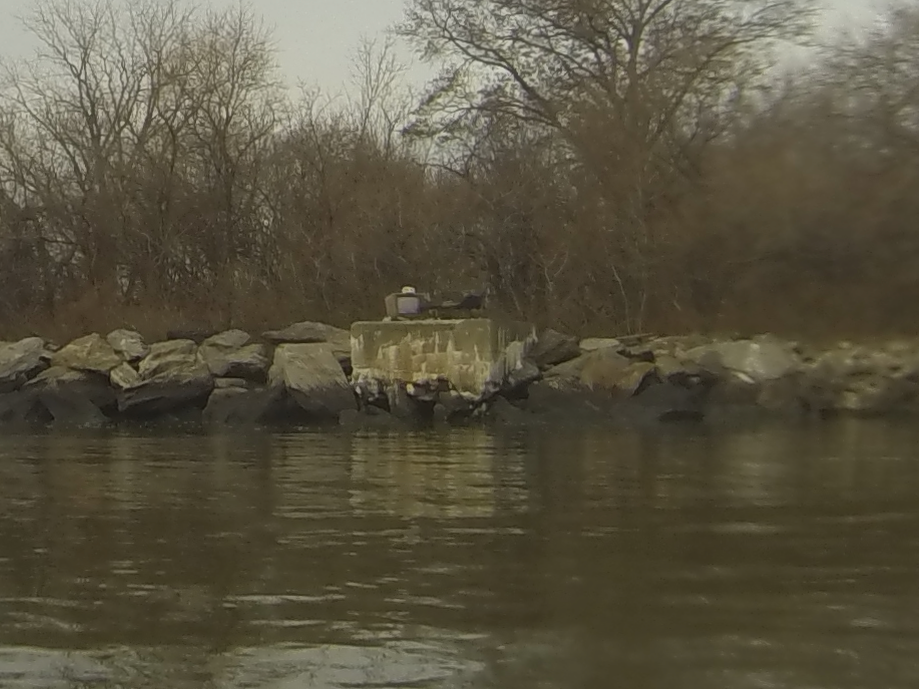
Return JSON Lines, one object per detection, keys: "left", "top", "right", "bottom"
{"left": 1, "top": 420, "right": 919, "bottom": 689}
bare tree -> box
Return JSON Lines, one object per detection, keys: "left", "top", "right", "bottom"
{"left": 0, "top": 0, "right": 284, "bottom": 329}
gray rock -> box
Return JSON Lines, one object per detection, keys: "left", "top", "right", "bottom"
{"left": 523, "top": 380, "right": 608, "bottom": 418}
{"left": 216, "top": 344, "right": 271, "bottom": 379}
{"left": 110, "top": 363, "right": 141, "bottom": 390}
{"left": 599, "top": 361, "right": 658, "bottom": 396}
{"left": 137, "top": 340, "right": 198, "bottom": 378}
{"left": 262, "top": 321, "right": 350, "bottom": 361}
{"left": 214, "top": 377, "right": 255, "bottom": 389}
{"left": 0, "top": 337, "right": 48, "bottom": 393}
{"left": 0, "top": 390, "right": 49, "bottom": 424}
{"left": 543, "top": 353, "right": 593, "bottom": 382}
{"left": 165, "top": 328, "right": 218, "bottom": 344}
{"left": 578, "top": 348, "right": 635, "bottom": 390}
{"left": 837, "top": 376, "right": 918, "bottom": 414}
{"left": 650, "top": 334, "right": 712, "bottom": 358}
{"left": 199, "top": 330, "right": 270, "bottom": 380}
{"left": 796, "top": 343, "right": 919, "bottom": 415}
{"left": 505, "top": 358, "right": 541, "bottom": 391}
{"left": 26, "top": 366, "right": 115, "bottom": 406}
{"left": 432, "top": 392, "right": 475, "bottom": 425}
{"left": 486, "top": 396, "right": 531, "bottom": 426}
{"left": 812, "top": 372, "right": 918, "bottom": 416}
{"left": 202, "top": 386, "right": 285, "bottom": 425}
{"left": 268, "top": 343, "right": 356, "bottom": 419}
{"left": 201, "top": 329, "right": 251, "bottom": 350}
{"left": 119, "top": 340, "right": 214, "bottom": 415}
{"left": 51, "top": 333, "right": 122, "bottom": 373}
{"left": 656, "top": 354, "right": 694, "bottom": 379}
{"left": 686, "top": 338, "right": 799, "bottom": 382}
{"left": 628, "top": 380, "right": 707, "bottom": 423}
{"left": 528, "top": 329, "right": 581, "bottom": 369}
{"left": 106, "top": 329, "right": 149, "bottom": 362}
{"left": 706, "top": 372, "right": 805, "bottom": 417}
{"left": 23, "top": 366, "right": 113, "bottom": 427}
{"left": 579, "top": 337, "right": 622, "bottom": 353}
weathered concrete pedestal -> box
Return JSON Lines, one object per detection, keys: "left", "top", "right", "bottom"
{"left": 350, "top": 318, "right": 536, "bottom": 399}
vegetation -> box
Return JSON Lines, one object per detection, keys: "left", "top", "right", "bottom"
{"left": 0, "top": 0, "right": 916, "bottom": 342}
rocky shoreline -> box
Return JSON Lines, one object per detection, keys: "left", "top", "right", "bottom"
{"left": 1, "top": 321, "right": 918, "bottom": 430}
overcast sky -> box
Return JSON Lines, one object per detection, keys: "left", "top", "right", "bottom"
{"left": 0, "top": 0, "right": 898, "bottom": 97}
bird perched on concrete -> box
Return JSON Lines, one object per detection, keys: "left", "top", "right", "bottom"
{"left": 440, "top": 286, "right": 488, "bottom": 312}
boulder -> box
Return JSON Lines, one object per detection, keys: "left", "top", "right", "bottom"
{"left": 119, "top": 340, "right": 214, "bottom": 415}
{"left": 202, "top": 386, "right": 285, "bottom": 425}
{"left": 50, "top": 333, "right": 122, "bottom": 373}
{"left": 543, "top": 353, "right": 594, "bottom": 383}
{"left": 522, "top": 380, "right": 610, "bottom": 419}
{"left": 485, "top": 396, "right": 532, "bottom": 426}
{"left": 755, "top": 375, "right": 809, "bottom": 414}
{"left": 706, "top": 372, "right": 806, "bottom": 418}
{"left": 578, "top": 348, "right": 636, "bottom": 391}
{"left": 650, "top": 334, "right": 713, "bottom": 358}
{"left": 834, "top": 376, "right": 919, "bottom": 415}
{"left": 505, "top": 358, "right": 541, "bottom": 393}
{"left": 652, "top": 355, "right": 720, "bottom": 397}
{"left": 0, "top": 390, "right": 50, "bottom": 425}
{"left": 262, "top": 322, "right": 351, "bottom": 362}
{"left": 528, "top": 329, "right": 581, "bottom": 369}
{"left": 796, "top": 344, "right": 919, "bottom": 415}
{"left": 138, "top": 340, "right": 198, "bottom": 378}
{"left": 628, "top": 379, "right": 707, "bottom": 423}
{"left": 201, "top": 328, "right": 251, "bottom": 350}
{"left": 686, "top": 338, "right": 799, "bottom": 383}
{"left": 0, "top": 337, "right": 48, "bottom": 393}
{"left": 105, "top": 329, "right": 149, "bottom": 362}
{"left": 165, "top": 328, "right": 218, "bottom": 344}
{"left": 268, "top": 343, "right": 356, "bottom": 419}
{"left": 599, "top": 361, "right": 658, "bottom": 396}
{"left": 386, "top": 381, "right": 433, "bottom": 422}
{"left": 23, "top": 366, "right": 114, "bottom": 426}
{"left": 199, "top": 329, "right": 270, "bottom": 381}
{"left": 431, "top": 390, "right": 476, "bottom": 425}
{"left": 579, "top": 337, "right": 622, "bottom": 353}
{"left": 110, "top": 363, "right": 141, "bottom": 390}
{"left": 802, "top": 369, "right": 919, "bottom": 416}
{"left": 214, "top": 377, "right": 256, "bottom": 389}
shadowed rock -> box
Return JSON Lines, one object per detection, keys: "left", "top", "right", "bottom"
{"left": 269, "top": 343, "right": 356, "bottom": 420}
{"left": 23, "top": 366, "right": 114, "bottom": 427}
{"left": 0, "top": 337, "right": 48, "bottom": 393}
{"left": 118, "top": 340, "right": 214, "bottom": 416}
{"left": 199, "top": 329, "right": 271, "bottom": 381}
{"left": 579, "top": 337, "right": 622, "bottom": 353}
{"left": 165, "top": 328, "right": 218, "bottom": 344}
{"left": 528, "top": 329, "right": 581, "bottom": 369}
{"left": 203, "top": 385, "right": 286, "bottom": 425}
{"left": 0, "top": 390, "right": 50, "bottom": 425}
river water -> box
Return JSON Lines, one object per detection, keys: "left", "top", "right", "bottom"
{"left": 1, "top": 420, "right": 919, "bottom": 688}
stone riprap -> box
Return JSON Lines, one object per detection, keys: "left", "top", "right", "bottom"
{"left": 2, "top": 320, "right": 919, "bottom": 429}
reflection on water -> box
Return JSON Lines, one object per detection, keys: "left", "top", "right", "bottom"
{"left": 1, "top": 420, "right": 919, "bottom": 688}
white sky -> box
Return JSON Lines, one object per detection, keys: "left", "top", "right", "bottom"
{"left": 0, "top": 0, "right": 900, "bottom": 97}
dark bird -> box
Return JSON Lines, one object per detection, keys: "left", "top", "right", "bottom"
{"left": 441, "top": 288, "right": 486, "bottom": 311}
